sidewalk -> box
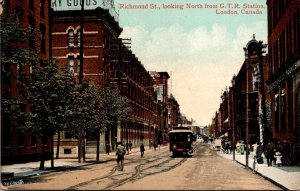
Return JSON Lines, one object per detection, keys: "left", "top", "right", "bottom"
{"left": 214, "top": 145, "right": 300, "bottom": 190}
{"left": 1, "top": 146, "right": 143, "bottom": 182}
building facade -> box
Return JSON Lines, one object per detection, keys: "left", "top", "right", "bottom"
{"left": 266, "top": 0, "right": 300, "bottom": 163}
{"left": 150, "top": 71, "right": 170, "bottom": 145}
{"left": 168, "top": 94, "right": 180, "bottom": 130}
{"left": 51, "top": 7, "right": 160, "bottom": 153}
{"left": 1, "top": 0, "right": 51, "bottom": 164}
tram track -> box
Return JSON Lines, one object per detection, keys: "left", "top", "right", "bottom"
{"left": 66, "top": 144, "right": 204, "bottom": 190}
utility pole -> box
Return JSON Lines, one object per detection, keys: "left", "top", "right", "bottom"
{"left": 79, "top": 0, "right": 84, "bottom": 84}
{"left": 78, "top": 0, "right": 85, "bottom": 163}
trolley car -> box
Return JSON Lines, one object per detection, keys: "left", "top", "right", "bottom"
{"left": 169, "top": 126, "right": 194, "bottom": 156}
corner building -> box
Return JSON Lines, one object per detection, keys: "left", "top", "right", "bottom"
{"left": 52, "top": 7, "right": 158, "bottom": 153}
{"left": 1, "top": 0, "right": 51, "bottom": 164}
{"left": 266, "top": 0, "right": 300, "bottom": 163}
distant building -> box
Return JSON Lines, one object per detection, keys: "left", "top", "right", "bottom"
{"left": 150, "top": 71, "right": 170, "bottom": 144}
{"left": 168, "top": 94, "right": 180, "bottom": 130}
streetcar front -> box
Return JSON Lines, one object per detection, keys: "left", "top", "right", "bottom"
{"left": 169, "top": 129, "right": 193, "bottom": 156}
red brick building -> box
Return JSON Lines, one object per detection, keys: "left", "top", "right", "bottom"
{"left": 168, "top": 94, "right": 180, "bottom": 130}
{"left": 150, "top": 71, "right": 170, "bottom": 144}
{"left": 1, "top": 0, "right": 51, "bottom": 164}
{"left": 219, "top": 90, "right": 229, "bottom": 137}
{"left": 222, "top": 37, "right": 262, "bottom": 146}
{"left": 266, "top": 0, "right": 300, "bottom": 163}
{"left": 51, "top": 7, "right": 159, "bottom": 153}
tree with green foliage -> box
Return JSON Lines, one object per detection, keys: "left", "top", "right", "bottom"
{"left": 21, "top": 64, "right": 77, "bottom": 170}
{"left": 102, "top": 87, "right": 131, "bottom": 150}
{"left": 65, "top": 81, "right": 103, "bottom": 162}
{"left": 1, "top": 10, "right": 38, "bottom": 82}
{"left": 84, "top": 85, "right": 107, "bottom": 161}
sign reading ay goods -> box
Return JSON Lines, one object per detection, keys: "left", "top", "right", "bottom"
{"left": 51, "top": 0, "right": 100, "bottom": 11}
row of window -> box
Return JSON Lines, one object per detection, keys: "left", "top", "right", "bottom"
{"left": 269, "top": 9, "right": 300, "bottom": 75}
{"left": 15, "top": 0, "right": 46, "bottom": 19}
{"left": 13, "top": 6, "right": 47, "bottom": 54}
{"left": 273, "top": 80, "right": 294, "bottom": 131}
{"left": 268, "top": 0, "right": 292, "bottom": 35}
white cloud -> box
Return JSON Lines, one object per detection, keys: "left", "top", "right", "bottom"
{"left": 120, "top": 21, "right": 267, "bottom": 125}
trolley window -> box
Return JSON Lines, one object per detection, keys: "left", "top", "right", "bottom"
{"left": 169, "top": 133, "right": 191, "bottom": 142}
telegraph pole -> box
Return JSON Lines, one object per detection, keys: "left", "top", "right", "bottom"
{"left": 79, "top": 0, "right": 84, "bottom": 84}
{"left": 79, "top": 0, "right": 85, "bottom": 163}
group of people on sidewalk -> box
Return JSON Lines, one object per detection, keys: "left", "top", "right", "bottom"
{"left": 257, "top": 139, "right": 292, "bottom": 167}
{"left": 212, "top": 136, "right": 293, "bottom": 167}
{"left": 237, "top": 139, "right": 292, "bottom": 167}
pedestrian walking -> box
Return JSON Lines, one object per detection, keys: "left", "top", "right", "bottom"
{"left": 281, "top": 140, "right": 291, "bottom": 166}
{"left": 106, "top": 143, "right": 110, "bottom": 155}
{"left": 255, "top": 142, "right": 264, "bottom": 164}
{"left": 240, "top": 141, "right": 245, "bottom": 155}
{"left": 116, "top": 141, "right": 126, "bottom": 171}
{"left": 126, "top": 142, "right": 129, "bottom": 154}
{"left": 128, "top": 141, "right": 132, "bottom": 151}
{"left": 140, "top": 143, "right": 145, "bottom": 158}
{"left": 153, "top": 142, "right": 157, "bottom": 151}
{"left": 264, "top": 141, "right": 275, "bottom": 166}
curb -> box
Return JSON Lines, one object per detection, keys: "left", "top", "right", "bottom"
{"left": 235, "top": 160, "right": 290, "bottom": 191}
{"left": 2, "top": 158, "right": 114, "bottom": 185}
{"left": 1, "top": 149, "right": 145, "bottom": 184}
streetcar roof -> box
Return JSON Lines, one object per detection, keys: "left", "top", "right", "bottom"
{"left": 169, "top": 129, "right": 193, "bottom": 134}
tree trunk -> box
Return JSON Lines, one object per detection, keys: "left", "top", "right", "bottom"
{"left": 83, "top": 137, "right": 86, "bottom": 162}
{"left": 96, "top": 133, "right": 100, "bottom": 161}
{"left": 56, "top": 129, "right": 61, "bottom": 159}
{"left": 50, "top": 134, "right": 54, "bottom": 169}
{"left": 78, "top": 137, "right": 82, "bottom": 163}
{"left": 39, "top": 134, "right": 46, "bottom": 170}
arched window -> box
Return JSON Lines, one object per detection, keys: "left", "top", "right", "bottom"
{"left": 68, "top": 29, "right": 74, "bottom": 47}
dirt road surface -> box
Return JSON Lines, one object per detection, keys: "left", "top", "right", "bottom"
{"left": 8, "top": 142, "right": 281, "bottom": 190}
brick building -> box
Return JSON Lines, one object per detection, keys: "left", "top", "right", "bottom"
{"left": 219, "top": 90, "right": 229, "bottom": 137}
{"left": 222, "top": 37, "right": 262, "bottom": 146}
{"left": 266, "top": 0, "right": 300, "bottom": 163}
{"left": 1, "top": 0, "right": 51, "bottom": 164}
{"left": 168, "top": 94, "right": 180, "bottom": 130}
{"left": 51, "top": 6, "right": 159, "bottom": 153}
{"left": 150, "top": 71, "right": 170, "bottom": 144}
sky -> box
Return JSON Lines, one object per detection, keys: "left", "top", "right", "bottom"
{"left": 115, "top": 0, "right": 268, "bottom": 126}
{"left": 52, "top": 0, "right": 268, "bottom": 126}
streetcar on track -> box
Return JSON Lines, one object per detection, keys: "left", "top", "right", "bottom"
{"left": 168, "top": 126, "right": 194, "bottom": 157}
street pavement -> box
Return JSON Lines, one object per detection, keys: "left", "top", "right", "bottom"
{"left": 1, "top": 143, "right": 300, "bottom": 190}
